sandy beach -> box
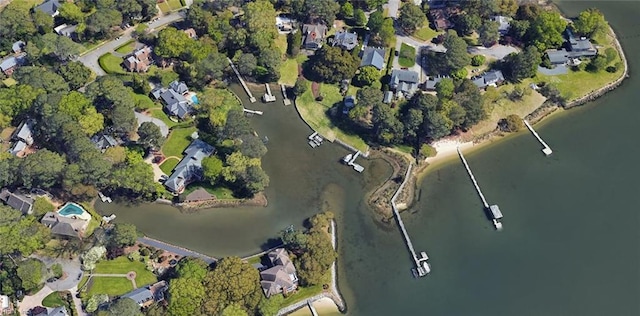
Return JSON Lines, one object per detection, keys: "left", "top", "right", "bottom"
{"left": 287, "top": 297, "right": 341, "bottom": 316}
{"left": 425, "top": 138, "right": 475, "bottom": 166}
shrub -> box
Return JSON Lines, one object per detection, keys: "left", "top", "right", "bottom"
{"left": 51, "top": 264, "right": 63, "bottom": 278}
{"left": 140, "top": 248, "right": 151, "bottom": 256}
{"left": 471, "top": 55, "right": 485, "bottom": 66}
{"left": 501, "top": 114, "right": 524, "bottom": 132}
{"left": 419, "top": 144, "right": 436, "bottom": 158}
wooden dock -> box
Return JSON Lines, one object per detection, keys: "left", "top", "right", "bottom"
{"left": 523, "top": 119, "right": 553, "bottom": 156}
{"left": 263, "top": 83, "right": 276, "bottom": 102}
{"left": 390, "top": 163, "right": 430, "bottom": 277}
{"left": 457, "top": 147, "right": 503, "bottom": 230}
{"left": 227, "top": 58, "right": 256, "bottom": 103}
{"left": 243, "top": 108, "right": 263, "bottom": 115}
{"left": 281, "top": 84, "right": 291, "bottom": 105}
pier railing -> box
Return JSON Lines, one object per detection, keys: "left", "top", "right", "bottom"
{"left": 457, "top": 147, "right": 489, "bottom": 208}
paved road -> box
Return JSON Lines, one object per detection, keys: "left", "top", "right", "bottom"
{"left": 32, "top": 255, "right": 83, "bottom": 292}
{"left": 386, "top": 0, "right": 400, "bottom": 18}
{"left": 134, "top": 112, "right": 169, "bottom": 137}
{"left": 78, "top": 11, "right": 186, "bottom": 77}
{"left": 138, "top": 237, "right": 217, "bottom": 264}
{"left": 468, "top": 44, "right": 518, "bottom": 60}
{"left": 18, "top": 286, "right": 53, "bottom": 316}
{"left": 393, "top": 29, "right": 445, "bottom": 82}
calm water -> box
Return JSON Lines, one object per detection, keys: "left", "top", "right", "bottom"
{"left": 98, "top": 2, "right": 640, "bottom": 315}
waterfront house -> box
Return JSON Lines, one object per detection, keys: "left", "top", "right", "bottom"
{"left": 332, "top": 31, "right": 358, "bottom": 50}
{"left": 123, "top": 46, "right": 153, "bottom": 73}
{"left": 164, "top": 140, "right": 215, "bottom": 194}
{"left": 259, "top": 248, "right": 298, "bottom": 298}
{"left": 360, "top": 47, "right": 386, "bottom": 70}
{"left": 0, "top": 189, "right": 34, "bottom": 214}
{"left": 302, "top": 24, "right": 327, "bottom": 50}
{"left": 40, "top": 212, "right": 89, "bottom": 239}
{"left": 151, "top": 80, "right": 194, "bottom": 119}
{"left": 0, "top": 53, "right": 26, "bottom": 76}
{"left": 35, "top": 0, "right": 61, "bottom": 17}
{"left": 0, "top": 295, "right": 12, "bottom": 315}
{"left": 389, "top": 69, "right": 420, "bottom": 97}
{"left": 120, "top": 281, "right": 168, "bottom": 308}
{"left": 472, "top": 70, "right": 505, "bottom": 89}
{"left": 566, "top": 29, "right": 597, "bottom": 58}
{"left": 546, "top": 49, "right": 570, "bottom": 65}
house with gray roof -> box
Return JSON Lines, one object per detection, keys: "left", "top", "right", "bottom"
{"left": 389, "top": 69, "right": 420, "bottom": 97}
{"left": 259, "top": 248, "right": 298, "bottom": 298}
{"left": 424, "top": 76, "right": 445, "bottom": 90}
{"left": 54, "top": 24, "right": 78, "bottom": 38}
{"left": 35, "top": 0, "right": 61, "bottom": 17}
{"left": 9, "top": 120, "right": 34, "bottom": 157}
{"left": 490, "top": 16, "right": 511, "bottom": 35}
{"left": 383, "top": 91, "right": 393, "bottom": 104}
{"left": 332, "top": 31, "right": 358, "bottom": 50}
{"left": 360, "top": 47, "right": 386, "bottom": 70}
{"left": 120, "top": 281, "right": 167, "bottom": 308}
{"left": 47, "top": 306, "right": 69, "bottom": 316}
{"left": 91, "top": 135, "right": 118, "bottom": 151}
{"left": 12, "top": 41, "right": 25, "bottom": 54}
{"left": 566, "top": 29, "right": 597, "bottom": 58}
{"left": 152, "top": 80, "right": 194, "bottom": 119}
{"left": 302, "top": 24, "right": 327, "bottom": 50}
{"left": 164, "top": 140, "right": 215, "bottom": 194}
{"left": 546, "top": 48, "right": 569, "bottom": 65}
{"left": 0, "top": 53, "right": 26, "bottom": 76}
{"left": 40, "top": 212, "right": 89, "bottom": 238}
{"left": 472, "top": 70, "right": 505, "bottom": 89}
{"left": 0, "top": 189, "right": 34, "bottom": 214}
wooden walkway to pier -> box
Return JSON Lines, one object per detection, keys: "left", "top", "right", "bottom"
{"left": 523, "top": 120, "right": 553, "bottom": 156}
{"left": 228, "top": 58, "right": 256, "bottom": 103}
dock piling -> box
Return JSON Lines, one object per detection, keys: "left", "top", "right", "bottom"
{"left": 523, "top": 120, "right": 553, "bottom": 156}
{"left": 228, "top": 58, "right": 256, "bottom": 103}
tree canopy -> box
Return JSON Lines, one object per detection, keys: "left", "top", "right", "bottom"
{"left": 202, "top": 257, "right": 262, "bottom": 315}
{"left": 398, "top": 3, "right": 427, "bottom": 34}
{"left": 309, "top": 46, "right": 358, "bottom": 83}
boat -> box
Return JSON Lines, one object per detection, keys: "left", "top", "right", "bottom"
{"left": 309, "top": 140, "right": 318, "bottom": 148}
{"left": 422, "top": 261, "right": 431, "bottom": 274}
{"left": 342, "top": 154, "right": 353, "bottom": 164}
{"left": 313, "top": 135, "right": 323, "bottom": 143}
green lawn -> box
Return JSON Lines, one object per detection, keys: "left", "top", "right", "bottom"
{"left": 130, "top": 91, "right": 155, "bottom": 110}
{"left": 279, "top": 58, "right": 299, "bottom": 86}
{"left": 183, "top": 182, "right": 235, "bottom": 199}
{"left": 92, "top": 257, "right": 157, "bottom": 286}
{"left": 149, "top": 108, "right": 178, "bottom": 128}
{"left": 115, "top": 40, "right": 136, "bottom": 54}
{"left": 159, "top": 157, "right": 179, "bottom": 174}
{"left": 162, "top": 127, "right": 197, "bottom": 157}
{"left": 275, "top": 34, "right": 288, "bottom": 56}
{"left": 532, "top": 67, "right": 623, "bottom": 102}
{"left": 158, "top": 0, "right": 183, "bottom": 13}
{"left": 413, "top": 24, "right": 441, "bottom": 42}
{"left": 295, "top": 81, "right": 369, "bottom": 152}
{"left": 398, "top": 43, "right": 416, "bottom": 68}
{"left": 98, "top": 53, "right": 125, "bottom": 74}
{"left": 87, "top": 277, "right": 135, "bottom": 297}
{"left": 42, "top": 292, "right": 65, "bottom": 307}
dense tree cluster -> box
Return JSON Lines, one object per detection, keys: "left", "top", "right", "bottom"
{"left": 398, "top": 3, "right": 427, "bottom": 34}
{"left": 308, "top": 46, "right": 359, "bottom": 83}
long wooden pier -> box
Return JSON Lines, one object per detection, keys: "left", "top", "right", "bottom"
{"left": 457, "top": 147, "right": 503, "bottom": 230}
{"left": 281, "top": 84, "right": 291, "bottom": 105}
{"left": 243, "top": 108, "right": 263, "bottom": 115}
{"left": 390, "top": 162, "right": 430, "bottom": 277}
{"left": 523, "top": 119, "right": 552, "bottom": 156}
{"left": 227, "top": 58, "right": 256, "bottom": 103}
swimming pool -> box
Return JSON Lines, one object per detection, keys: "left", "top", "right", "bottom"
{"left": 57, "top": 203, "right": 91, "bottom": 220}
{"left": 191, "top": 94, "right": 199, "bottom": 104}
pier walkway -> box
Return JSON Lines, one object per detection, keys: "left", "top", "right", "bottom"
{"left": 457, "top": 147, "right": 503, "bottom": 230}
{"left": 228, "top": 58, "right": 256, "bottom": 103}
{"left": 281, "top": 84, "right": 291, "bottom": 105}
{"left": 137, "top": 237, "right": 217, "bottom": 264}
{"left": 390, "top": 163, "right": 430, "bottom": 277}
{"left": 523, "top": 120, "right": 552, "bottom": 156}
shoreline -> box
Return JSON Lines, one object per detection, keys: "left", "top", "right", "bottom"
{"left": 276, "top": 219, "right": 346, "bottom": 315}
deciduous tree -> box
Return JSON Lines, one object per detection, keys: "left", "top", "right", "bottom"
{"left": 304, "top": 0, "right": 340, "bottom": 25}
{"left": 573, "top": 8, "right": 607, "bottom": 37}
{"left": 57, "top": 61, "right": 93, "bottom": 90}
{"left": 310, "top": 46, "right": 358, "bottom": 83}
{"left": 111, "top": 223, "right": 138, "bottom": 247}
{"left": 527, "top": 10, "right": 567, "bottom": 51}
{"left": 478, "top": 20, "right": 500, "bottom": 46}
{"left": 202, "top": 257, "right": 262, "bottom": 315}
{"left": 17, "top": 259, "right": 44, "bottom": 292}
{"left": 137, "top": 122, "right": 165, "bottom": 149}
{"left": 203, "top": 156, "right": 224, "bottom": 184}
{"left": 354, "top": 66, "right": 381, "bottom": 86}
{"left": 398, "top": 3, "right": 426, "bottom": 34}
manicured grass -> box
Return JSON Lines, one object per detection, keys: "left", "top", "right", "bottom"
{"left": 131, "top": 92, "right": 155, "bottom": 110}
{"left": 413, "top": 24, "right": 441, "bottom": 42}
{"left": 87, "top": 277, "right": 135, "bottom": 297}
{"left": 149, "top": 108, "right": 178, "bottom": 128}
{"left": 394, "top": 144, "right": 414, "bottom": 155}
{"left": 295, "top": 81, "right": 369, "bottom": 152}
{"left": 161, "top": 127, "right": 197, "bottom": 157}
{"left": 84, "top": 219, "right": 100, "bottom": 237}
{"left": 92, "top": 257, "right": 157, "bottom": 287}
{"left": 183, "top": 182, "right": 235, "bottom": 199}
{"left": 159, "top": 157, "right": 179, "bottom": 174}
{"left": 98, "top": 53, "right": 125, "bottom": 74}
{"left": 157, "top": 1, "right": 171, "bottom": 13}
{"left": 532, "top": 66, "right": 623, "bottom": 102}
{"left": 158, "top": 0, "right": 183, "bottom": 13}
{"left": 279, "top": 58, "right": 299, "bottom": 86}
{"left": 398, "top": 43, "right": 416, "bottom": 68}
{"left": 42, "top": 292, "right": 65, "bottom": 307}
{"left": 275, "top": 34, "right": 288, "bottom": 56}
{"left": 115, "top": 40, "right": 136, "bottom": 54}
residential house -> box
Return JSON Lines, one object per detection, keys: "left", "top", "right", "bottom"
{"left": 164, "top": 140, "right": 215, "bottom": 194}
{"left": 276, "top": 15, "right": 296, "bottom": 33}
{"left": 429, "top": 7, "right": 459, "bottom": 31}
{"left": 91, "top": 134, "right": 118, "bottom": 151}
{"left": 490, "top": 16, "right": 511, "bottom": 35}
{"left": 302, "top": 24, "right": 327, "bottom": 50}
{"left": 183, "top": 28, "right": 197, "bottom": 39}
{"left": 47, "top": 306, "right": 69, "bottom": 316}
{"left": 259, "top": 248, "right": 298, "bottom": 298}
{"left": 40, "top": 212, "right": 89, "bottom": 238}
{"left": 0, "top": 53, "right": 26, "bottom": 76}
{"left": 123, "top": 46, "right": 153, "bottom": 73}
{"left": 566, "top": 29, "right": 597, "bottom": 58}
{"left": 30, "top": 306, "right": 48, "bottom": 316}
{"left": 12, "top": 41, "right": 25, "bottom": 54}
{"left": 472, "top": 70, "right": 505, "bottom": 89}
{"left": 10, "top": 120, "right": 34, "bottom": 157}
{"left": 35, "top": 0, "right": 61, "bottom": 17}
{"left": 389, "top": 69, "right": 420, "bottom": 97}
{"left": 0, "top": 189, "right": 34, "bottom": 214}
{"left": 0, "top": 295, "right": 13, "bottom": 315}
{"left": 424, "top": 76, "right": 444, "bottom": 91}
{"left": 383, "top": 91, "right": 393, "bottom": 104}
{"left": 332, "top": 31, "right": 358, "bottom": 50}
{"left": 343, "top": 95, "right": 355, "bottom": 114}
{"left": 151, "top": 80, "right": 194, "bottom": 119}
{"left": 121, "top": 281, "right": 168, "bottom": 308}
{"left": 546, "top": 49, "right": 569, "bottom": 65}
{"left": 360, "top": 47, "right": 386, "bottom": 70}
{"left": 54, "top": 24, "right": 78, "bottom": 38}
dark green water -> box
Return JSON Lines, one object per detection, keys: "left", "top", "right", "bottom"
{"left": 97, "top": 2, "right": 640, "bottom": 314}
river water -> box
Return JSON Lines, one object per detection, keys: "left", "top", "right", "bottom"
{"left": 97, "top": 1, "right": 640, "bottom": 315}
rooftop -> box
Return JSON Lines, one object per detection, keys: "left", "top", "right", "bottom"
{"left": 360, "top": 47, "right": 386, "bottom": 70}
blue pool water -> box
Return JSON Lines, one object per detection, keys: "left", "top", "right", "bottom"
{"left": 191, "top": 95, "right": 199, "bottom": 104}
{"left": 58, "top": 203, "right": 85, "bottom": 216}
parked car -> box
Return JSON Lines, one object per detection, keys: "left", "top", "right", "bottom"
{"left": 77, "top": 273, "right": 83, "bottom": 280}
